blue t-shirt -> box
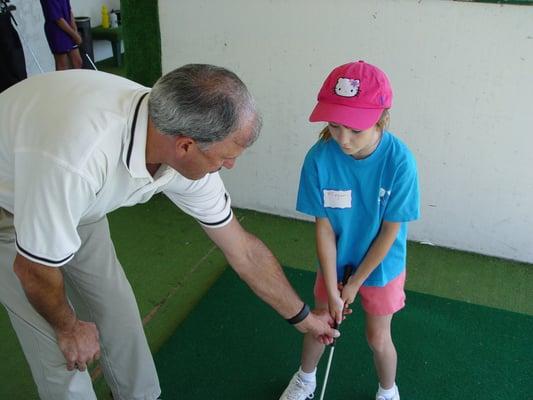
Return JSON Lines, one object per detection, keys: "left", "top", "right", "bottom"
{"left": 296, "top": 131, "right": 420, "bottom": 287}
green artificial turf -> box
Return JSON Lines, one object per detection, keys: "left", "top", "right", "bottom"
{"left": 0, "top": 196, "right": 531, "bottom": 398}
{"left": 154, "top": 266, "right": 533, "bottom": 399}
{"left": 95, "top": 56, "right": 126, "bottom": 77}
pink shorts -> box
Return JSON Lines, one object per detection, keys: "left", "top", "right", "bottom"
{"left": 313, "top": 270, "right": 406, "bottom": 316}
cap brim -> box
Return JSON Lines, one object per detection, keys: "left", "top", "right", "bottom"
{"left": 309, "top": 102, "right": 383, "bottom": 131}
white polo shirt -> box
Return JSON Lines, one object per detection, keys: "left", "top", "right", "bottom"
{"left": 0, "top": 70, "right": 233, "bottom": 267}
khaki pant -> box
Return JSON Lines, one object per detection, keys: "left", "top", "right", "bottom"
{"left": 0, "top": 208, "right": 160, "bottom": 399}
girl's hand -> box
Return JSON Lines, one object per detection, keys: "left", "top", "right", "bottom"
{"left": 341, "top": 281, "right": 361, "bottom": 307}
{"left": 328, "top": 294, "right": 346, "bottom": 326}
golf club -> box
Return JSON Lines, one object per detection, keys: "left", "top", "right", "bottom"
{"left": 318, "top": 264, "right": 354, "bottom": 400}
{"left": 84, "top": 52, "right": 98, "bottom": 71}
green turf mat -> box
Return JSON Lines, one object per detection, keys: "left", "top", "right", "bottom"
{"left": 155, "top": 267, "right": 533, "bottom": 399}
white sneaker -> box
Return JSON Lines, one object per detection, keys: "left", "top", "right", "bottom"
{"left": 376, "top": 384, "right": 400, "bottom": 400}
{"left": 279, "top": 371, "right": 316, "bottom": 400}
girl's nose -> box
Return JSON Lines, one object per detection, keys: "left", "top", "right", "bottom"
{"left": 339, "top": 129, "right": 351, "bottom": 145}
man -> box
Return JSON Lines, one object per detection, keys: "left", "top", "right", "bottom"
{"left": 0, "top": 64, "right": 339, "bottom": 399}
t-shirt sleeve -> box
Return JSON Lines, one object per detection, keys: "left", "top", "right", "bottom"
{"left": 163, "top": 172, "right": 233, "bottom": 228}
{"left": 14, "top": 153, "right": 96, "bottom": 267}
{"left": 296, "top": 150, "right": 327, "bottom": 218}
{"left": 383, "top": 151, "right": 420, "bottom": 222}
{"left": 43, "top": 0, "right": 64, "bottom": 22}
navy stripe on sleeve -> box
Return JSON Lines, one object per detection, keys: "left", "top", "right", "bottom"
{"left": 198, "top": 209, "right": 233, "bottom": 227}
{"left": 16, "top": 239, "right": 74, "bottom": 266}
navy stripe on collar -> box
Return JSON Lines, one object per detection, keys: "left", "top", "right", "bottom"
{"left": 126, "top": 92, "right": 149, "bottom": 169}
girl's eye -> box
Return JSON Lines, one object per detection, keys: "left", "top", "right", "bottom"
{"left": 351, "top": 129, "right": 362, "bottom": 134}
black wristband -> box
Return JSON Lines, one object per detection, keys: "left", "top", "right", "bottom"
{"left": 286, "top": 303, "right": 310, "bottom": 325}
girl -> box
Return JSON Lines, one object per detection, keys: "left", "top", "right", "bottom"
{"left": 279, "top": 61, "right": 419, "bottom": 400}
{"left": 39, "top": 0, "right": 83, "bottom": 70}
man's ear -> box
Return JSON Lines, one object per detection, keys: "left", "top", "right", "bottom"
{"left": 174, "top": 136, "right": 196, "bottom": 156}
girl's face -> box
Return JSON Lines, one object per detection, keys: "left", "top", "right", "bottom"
{"left": 327, "top": 122, "right": 381, "bottom": 158}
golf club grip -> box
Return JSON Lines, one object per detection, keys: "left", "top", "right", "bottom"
{"left": 341, "top": 265, "right": 354, "bottom": 286}
{"left": 332, "top": 265, "right": 355, "bottom": 337}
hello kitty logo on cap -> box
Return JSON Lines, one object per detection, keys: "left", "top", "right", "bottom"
{"left": 335, "top": 78, "right": 360, "bottom": 97}
{"left": 309, "top": 60, "right": 393, "bottom": 131}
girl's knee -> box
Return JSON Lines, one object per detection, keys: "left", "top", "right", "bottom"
{"left": 366, "top": 328, "right": 393, "bottom": 353}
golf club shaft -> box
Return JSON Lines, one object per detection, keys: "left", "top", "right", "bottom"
{"left": 318, "top": 345, "right": 335, "bottom": 400}
{"left": 84, "top": 53, "right": 98, "bottom": 71}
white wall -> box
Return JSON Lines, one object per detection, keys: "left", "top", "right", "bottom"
{"left": 9, "top": 0, "right": 120, "bottom": 75}
{"left": 170, "top": 1, "right": 530, "bottom": 263}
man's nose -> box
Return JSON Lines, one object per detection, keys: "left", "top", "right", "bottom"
{"left": 222, "top": 159, "right": 236, "bottom": 169}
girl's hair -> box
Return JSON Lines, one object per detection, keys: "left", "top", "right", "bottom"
{"left": 319, "top": 109, "right": 390, "bottom": 141}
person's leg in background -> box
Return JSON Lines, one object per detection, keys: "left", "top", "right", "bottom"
{"left": 67, "top": 47, "right": 83, "bottom": 69}
{"left": 68, "top": 47, "right": 83, "bottom": 69}
{"left": 53, "top": 52, "right": 70, "bottom": 70}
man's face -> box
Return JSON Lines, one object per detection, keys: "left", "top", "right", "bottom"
{"left": 175, "top": 118, "right": 254, "bottom": 180}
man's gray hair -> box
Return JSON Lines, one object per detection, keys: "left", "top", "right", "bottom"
{"left": 148, "top": 64, "right": 261, "bottom": 148}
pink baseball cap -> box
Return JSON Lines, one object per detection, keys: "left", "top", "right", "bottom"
{"left": 309, "top": 60, "right": 393, "bottom": 131}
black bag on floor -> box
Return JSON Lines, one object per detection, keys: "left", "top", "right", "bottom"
{"left": 0, "top": 6, "right": 27, "bottom": 93}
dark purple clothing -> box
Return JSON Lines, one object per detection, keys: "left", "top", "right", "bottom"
{"left": 39, "top": 0, "right": 75, "bottom": 54}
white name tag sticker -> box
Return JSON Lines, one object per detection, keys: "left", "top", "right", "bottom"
{"left": 323, "top": 190, "right": 352, "bottom": 208}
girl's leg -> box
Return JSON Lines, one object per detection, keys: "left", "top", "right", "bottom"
{"left": 53, "top": 53, "right": 70, "bottom": 70}
{"left": 365, "top": 313, "right": 397, "bottom": 389}
{"left": 279, "top": 272, "right": 334, "bottom": 400}
{"left": 68, "top": 48, "right": 83, "bottom": 69}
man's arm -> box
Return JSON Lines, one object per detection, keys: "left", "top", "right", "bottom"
{"left": 13, "top": 254, "right": 100, "bottom": 371}
{"left": 201, "top": 217, "right": 339, "bottom": 343}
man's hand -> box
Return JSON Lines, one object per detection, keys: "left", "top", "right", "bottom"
{"left": 13, "top": 254, "right": 100, "bottom": 371}
{"left": 294, "top": 309, "right": 340, "bottom": 345}
{"left": 56, "top": 320, "right": 100, "bottom": 371}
